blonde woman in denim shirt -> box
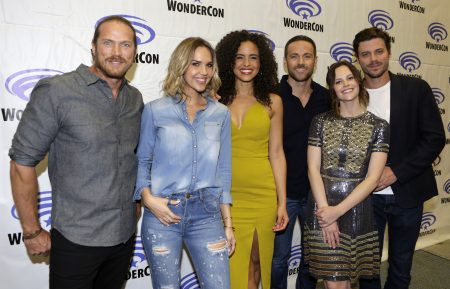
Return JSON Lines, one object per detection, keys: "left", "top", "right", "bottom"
{"left": 134, "top": 37, "right": 235, "bottom": 288}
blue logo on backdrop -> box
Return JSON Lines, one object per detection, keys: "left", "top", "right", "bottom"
{"left": 289, "top": 244, "right": 302, "bottom": 268}
{"left": 399, "top": 52, "right": 421, "bottom": 72}
{"left": 428, "top": 22, "right": 448, "bottom": 42}
{"left": 5, "top": 69, "right": 63, "bottom": 101}
{"left": 11, "top": 191, "right": 52, "bottom": 229}
{"left": 329, "top": 42, "right": 355, "bottom": 63}
{"left": 432, "top": 88, "right": 445, "bottom": 104}
{"left": 96, "top": 15, "right": 155, "bottom": 45}
{"left": 286, "top": 0, "right": 322, "bottom": 20}
{"left": 368, "top": 10, "right": 394, "bottom": 31}
{"left": 130, "top": 236, "right": 148, "bottom": 268}
{"left": 247, "top": 30, "right": 276, "bottom": 51}
{"left": 181, "top": 272, "right": 200, "bottom": 289}
{"left": 420, "top": 212, "right": 436, "bottom": 230}
{"left": 447, "top": 122, "right": 450, "bottom": 132}
{"left": 444, "top": 179, "right": 450, "bottom": 194}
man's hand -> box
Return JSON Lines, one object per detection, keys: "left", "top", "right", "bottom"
{"left": 375, "top": 166, "right": 397, "bottom": 191}
{"left": 24, "top": 229, "right": 51, "bottom": 256}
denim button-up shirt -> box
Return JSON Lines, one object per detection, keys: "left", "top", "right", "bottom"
{"left": 134, "top": 95, "right": 232, "bottom": 204}
{"left": 9, "top": 64, "right": 143, "bottom": 246}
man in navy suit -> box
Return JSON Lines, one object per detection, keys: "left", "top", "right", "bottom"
{"left": 353, "top": 27, "right": 445, "bottom": 289}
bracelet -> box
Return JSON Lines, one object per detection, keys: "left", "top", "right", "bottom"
{"left": 23, "top": 227, "right": 43, "bottom": 240}
{"left": 224, "top": 226, "right": 235, "bottom": 231}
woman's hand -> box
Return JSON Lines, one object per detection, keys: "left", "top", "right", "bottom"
{"left": 224, "top": 227, "right": 236, "bottom": 256}
{"left": 315, "top": 205, "right": 342, "bottom": 228}
{"left": 141, "top": 190, "right": 181, "bottom": 226}
{"left": 273, "top": 205, "right": 289, "bottom": 232}
{"left": 321, "top": 221, "right": 340, "bottom": 249}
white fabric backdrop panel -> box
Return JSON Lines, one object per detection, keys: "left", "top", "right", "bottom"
{"left": 1, "top": 0, "right": 449, "bottom": 288}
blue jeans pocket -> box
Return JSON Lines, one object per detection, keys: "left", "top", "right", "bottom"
{"left": 199, "top": 189, "right": 221, "bottom": 213}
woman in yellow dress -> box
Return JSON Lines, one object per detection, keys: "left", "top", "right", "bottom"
{"left": 216, "top": 30, "right": 289, "bottom": 289}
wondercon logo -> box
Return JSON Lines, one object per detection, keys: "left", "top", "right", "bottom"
{"left": 181, "top": 272, "right": 200, "bottom": 289}
{"left": 420, "top": 212, "right": 436, "bottom": 230}
{"left": 96, "top": 15, "right": 155, "bottom": 45}
{"left": 329, "top": 42, "right": 355, "bottom": 63}
{"left": 399, "top": 51, "right": 421, "bottom": 72}
{"left": 130, "top": 236, "right": 148, "bottom": 268}
{"left": 428, "top": 22, "right": 448, "bottom": 43}
{"left": 288, "top": 244, "right": 302, "bottom": 268}
{"left": 432, "top": 88, "right": 445, "bottom": 105}
{"left": 444, "top": 179, "right": 450, "bottom": 194}
{"left": 11, "top": 191, "right": 52, "bottom": 229}
{"left": 368, "top": 10, "right": 394, "bottom": 31}
{"left": 285, "top": 0, "right": 322, "bottom": 20}
{"left": 5, "top": 69, "right": 63, "bottom": 101}
{"left": 247, "top": 30, "right": 276, "bottom": 51}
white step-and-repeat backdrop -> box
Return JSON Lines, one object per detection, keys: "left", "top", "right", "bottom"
{"left": 1, "top": 0, "right": 449, "bottom": 288}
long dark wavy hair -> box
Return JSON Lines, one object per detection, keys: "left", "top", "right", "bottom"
{"left": 215, "top": 30, "right": 279, "bottom": 107}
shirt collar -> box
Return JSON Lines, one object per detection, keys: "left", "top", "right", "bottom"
{"left": 76, "top": 64, "right": 128, "bottom": 89}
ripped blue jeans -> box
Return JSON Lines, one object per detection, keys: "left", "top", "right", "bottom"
{"left": 141, "top": 189, "right": 230, "bottom": 289}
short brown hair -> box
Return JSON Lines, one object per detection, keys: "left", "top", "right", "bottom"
{"left": 353, "top": 27, "right": 391, "bottom": 56}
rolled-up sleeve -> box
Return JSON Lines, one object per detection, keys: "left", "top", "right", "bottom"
{"left": 9, "top": 79, "right": 59, "bottom": 166}
{"left": 218, "top": 110, "right": 232, "bottom": 204}
{"left": 134, "top": 102, "right": 157, "bottom": 201}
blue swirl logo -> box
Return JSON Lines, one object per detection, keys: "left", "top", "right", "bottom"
{"left": 444, "top": 179, "right": 450, "bottom": 194}
{"left": 399, "top": 52, "right": 421, "bottom": 72}
{"left": 285, "top": 0, "right": 322, "bottom": 20}
{"left": 368, "top": 10, "right": 394, "bottom": 31}
{"left": 288, "top": 244, "right": 302, "bottom": 268}
{"left": 428, "top": 22, "right": 448, "bottom": 43}
{"left": 247, "top": 30, "right": 276, "bottom": 51}
{"left": 432, "top": 88, "right": 445, "bottom": 105}
{"left": 5, "top": 69, "right": 63, "bottom": 101}
{"left": 181, "top": 272, "right": 200, "bottom": 289}
{"left": 448, "top": 122, "right": 450, "bottom": 132}
{"left": 11, "top": 191, "right": 52, "bottom": 229}
{"left": 130, "top": 236, "right": 148, "bottom": 268}
{"left": 329, "top": 42, "right": 355, "bottom": 63}
{"left": 420, "top": 212, "right": 436, "bottom": 230}
{"left": 96, "top": 15, "right": 155, "bottom": 45}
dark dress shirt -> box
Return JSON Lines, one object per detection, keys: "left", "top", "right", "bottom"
{"left": 279, "top": 75, "right": 330, "bottom": 200}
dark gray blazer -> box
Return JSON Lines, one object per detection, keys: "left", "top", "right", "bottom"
{"left": 388, "top": 72, "right": 445, "bottom": 208}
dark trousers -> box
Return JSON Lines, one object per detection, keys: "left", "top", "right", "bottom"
{"left": 359, "top": 194, "right": 423, "bottom": 289}
{"left": 50, "top": 229, "right": 135, "bottom": 289}
{"left": 271, "top": 198, "right": 316, "bottom": 289}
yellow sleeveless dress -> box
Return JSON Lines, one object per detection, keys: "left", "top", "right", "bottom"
{"left": 230, "top": 102, "right": 277, "bottom": 289}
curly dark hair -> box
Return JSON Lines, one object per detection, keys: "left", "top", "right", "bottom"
{"left": 215, "top": 30, "right": 279, "bottom": 107}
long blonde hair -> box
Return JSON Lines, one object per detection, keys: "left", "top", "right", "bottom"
{"left": 162, "top": 37, "right": 221, "bottom": 97}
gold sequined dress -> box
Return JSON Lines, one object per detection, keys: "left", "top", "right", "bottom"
{"left": 304, "top": 111, "right": 389, "bottom": 284}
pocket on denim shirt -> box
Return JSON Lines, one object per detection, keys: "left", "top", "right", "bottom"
{"left": 204, "top": 121, "right": 221, "bottom": 141}
{"left": 199, "top": 188, "right": 221, "bottom": 213}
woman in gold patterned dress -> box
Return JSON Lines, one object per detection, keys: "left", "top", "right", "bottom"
{"left": 215, "top": 30, "right": 289, "bottom": 289}
{"left": 305, "top": 61, "right": 389, "bottom": 289}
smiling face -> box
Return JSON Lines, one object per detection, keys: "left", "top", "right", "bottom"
{"left": 285, "top": 40, "right": 316, "bottom": 83}
{"left": 356, "top": 37, "right": 390, "bottom": 80}
{"left": 333, "top": 65, "right": 360, "bottom": 104}
{"left": 233, "top": 40, "right": 261, "bottom": 83}
{"left": 91, "top": 20, "right": 136, "bottom": 80}
{"left": 182, "top": 46, "right": 214, "bottom": 96}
